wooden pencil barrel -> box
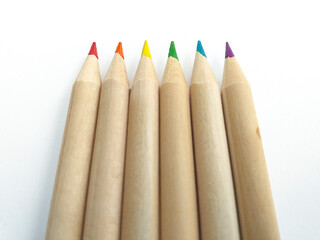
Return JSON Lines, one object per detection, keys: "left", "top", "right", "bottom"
{"left": 160, "top": 58, "right": 199, "bottom": 240}
{"left": 222, "top": 58, "right": 280, "bottom": 240}
{"left": 83, "top": 54, "right": 129, "bottom": 240}
{"left": 121, "top": 56, "right": 159, "bottom": 240}
{"left": 190, "top": 80, "right": 240, "bottom": 240}
{"left": 45, "top": 74, "right": 100, "bottom": 240}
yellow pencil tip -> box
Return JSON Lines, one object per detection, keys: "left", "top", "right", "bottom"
{"left": 141, "top": 40, "right": 152, "bottom": 59}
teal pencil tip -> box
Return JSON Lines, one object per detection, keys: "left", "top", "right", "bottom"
{"left": 197, "top": 40, "right": 207, "bottom": 58}
{"left": 168, "top": 41, "right": 179, "bottom": 60}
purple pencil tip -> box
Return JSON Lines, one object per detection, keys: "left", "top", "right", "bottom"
{"left": 225, "top": 42, "right": 235, "bottom": 58}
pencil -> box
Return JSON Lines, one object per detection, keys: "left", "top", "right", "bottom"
{"left": 120, "top": 40, "right": 159, "bottom": 240}
{"left": 82, "top": 42, "right": 129, "bottom": 240}
{"left": 190, "top": 41, "right": 240, "bottom": 240}
{"left": 160, "top": 41, "right": 199, "bottom": 240}
{"left": 221, "top": 42, "right": 280, "bottom": 240}
{"left": 45, "top": 42, "right": 101, "bottom": 240}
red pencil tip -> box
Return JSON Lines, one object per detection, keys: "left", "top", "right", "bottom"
{"left": 115, "top": 42, "right": 124, "bottom": 59}
{"left": 88, "top": 42, "right": 98, "bottom": 59}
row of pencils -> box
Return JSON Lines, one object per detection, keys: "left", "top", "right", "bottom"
{"left": 45, "top": 41, "right": 280, "bottom": 240}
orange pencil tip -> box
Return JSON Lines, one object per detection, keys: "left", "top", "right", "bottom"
{"left": 88, "top": 42, "right": 98, "bottom": 59}
{"left": 115, "top": 42, "right": 124, "bottom": 59}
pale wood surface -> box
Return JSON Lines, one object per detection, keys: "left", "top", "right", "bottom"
{"left": 121, "top": 55, "right": 159, "bottom": 240}
{"left": 82, "top": 53, "right": 129, "bottom": 240}
{"left": 45, "top": 55, "right": 101, "bottom": 240}
{"left": 160, "top": 57, "right": 199, "bottom": 240}
{"left": 222, "top": 57, "right": 280, "bottom": 240}
{"left": 190, "top": 52, "right": 240, "bottom": 240}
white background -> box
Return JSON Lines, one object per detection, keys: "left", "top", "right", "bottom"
{"left": 0, "top": 0, "right": 319, "bottom": 239}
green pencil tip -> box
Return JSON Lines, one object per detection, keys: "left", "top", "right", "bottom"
{"left": 168, "top": 41, "right": 179, "bottom": 60}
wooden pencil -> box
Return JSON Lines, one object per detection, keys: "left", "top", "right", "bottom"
{"left": 221, "top": 42, "right": 280, "bottom": 240}
{"left": 82, "top": 42, "right": 129, "bottom": 240}
{"left": 45, "top": 43, "right": 101, "bottom": 240}
{"left": 160, "top": 41, "right": 199, "bottom": 240}
{"left": 120, "top": 40, "right": 159, "bottom": 240}
{"left": 190, "top": 41, "right": 240, "bottom": 240}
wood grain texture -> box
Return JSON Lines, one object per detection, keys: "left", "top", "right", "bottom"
{"left": 82, "top": 53, "right": 129, "bottom": 240}
{"left": 121, "top": 55, "right": 159, "bottom": 240}
{"left": 190, "top": 52, "right": 240, "bottom": 240}
{"left": 160, "top": 57, "right": 199, "bottom": 240}
{"left": 221, "top": 57, "right": 280, "bottom": 240}
{"left": 45, "top": 55, "right": 101, "bottom": 240}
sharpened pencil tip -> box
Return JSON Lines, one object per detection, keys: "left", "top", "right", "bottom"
{"left": 225, "top": 42, "right": 234, "bottom": 58}
{"left": 115, "top": 42, "right": 124, "bottom": 59}
{"left": 197, "top": 40, "right": 207, "bottom": 58}
{"left": 88, "top": 42, "right": 98, "bottom": 59}
{"left": 168, "top": 41, "right": 179, "bottom": 60}
{"left": 142, "top": 40, "right": 152, "bottom": 59}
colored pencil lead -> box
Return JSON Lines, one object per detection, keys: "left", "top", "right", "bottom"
{"left": 168, "top": 41, "right": 179, "bottom": 60}
{"left": 115, "top": 42, "right": 124, "bottom": 59}
{"left": 225, "top": 42, "right": 234, "bottom": 58}
{"left": 88, "top": 42, "right": 98, "bottom": 59}
{"left": 197, "top": 40, "right": 207, "bottom": 58}
{"left": 141, "top": 40, "right": 152, "bottom": 59}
